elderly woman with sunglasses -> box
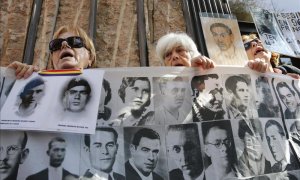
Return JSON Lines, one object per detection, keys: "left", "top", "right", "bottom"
{"left": 8, "top": 25, "right": 96, "bottom": 79}
{"left": 242, "top": 34, "right": 300, "bottom": 79}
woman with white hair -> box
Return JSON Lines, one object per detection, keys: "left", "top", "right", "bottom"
{"left": 156, "top": 32, "right": 215, "bottom": 69}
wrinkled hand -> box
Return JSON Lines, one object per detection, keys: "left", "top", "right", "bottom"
{"left": 247, "top": 59, "right": 269, "bottom": 73}
{"left": 191, "top": 55, "right": 215, "bottom": 70}
{"left": 7, "top": 61, "right": 39, "bottom": 79}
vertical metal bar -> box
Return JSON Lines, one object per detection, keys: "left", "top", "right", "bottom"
{"left": 22, "top": 0, "right": 43, "bottom": 65}
{"left": 182, "top": 0, "right": 196, "bottom": 40}
{"left": 202, "top": 0, "right": 208, "bottom": 14}
{"left": 218, "top": 0, "right": 224, "bottom": 14}
{"left": 213, "top": 0, "right": 219, "bottom": 17}
{"left": 89, "top": 0, "right": 97, "bottom": 45}
{"left": 136, "top": 0, "right": 148, "bottom": 67}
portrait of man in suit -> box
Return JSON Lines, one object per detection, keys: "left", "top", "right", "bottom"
{"left": 26, "top": 137, "right": 77, "bottom": 180}
{"left": 166, "top": 124, "right": 204, "bottom": 180}
{"left": 82, "top": 127, "right": 125, "bottom": 180}
{"left": 97, "top": 79, "right": 113, "bottom": 126}
{"left": 265, "top": 119, "right": 300, "bottom": 172}
{"left": 125, "top": 128, "right": 164, "bottom": 180}
{"left": 0, "top": 130, "right": 29, "bottom": 180}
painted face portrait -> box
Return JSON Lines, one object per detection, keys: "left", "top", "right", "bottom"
{"left": 266, "top": 125, "right": 286, "bottom": 162}
{"left": 164, "top": 46, "right": 192, "bottom": 67}
{"left": 0, "top": 131, "right": 28, "bottom": 180}
{"left": 89, "top": 130, "right": 118, "bottom": 173}
{"left": 205, "top": 127, "right": 232, "bottom": 164}
{"left": 124, "top": 80, "right": 150, "bottom": 112}
{"left": 130, "top": 137, "right": 160, "bottom": 176}
{"left": 167, "top": 127, "right": 202, "bottom": 177}
{"left": 278, "top": 86, "right": 297, "bottom": 112}
{"left": 48, "top": 141, "right": 66, "bottom": 168}
{"left": 211, "top": 27, "right": 234, "bottom": 51}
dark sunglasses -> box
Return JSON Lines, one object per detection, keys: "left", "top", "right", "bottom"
{"left": 49, "top": 36, "right": 86, "bottom": 52}
{"left": 244, "top": 38, "right": 260, "bottom": 50}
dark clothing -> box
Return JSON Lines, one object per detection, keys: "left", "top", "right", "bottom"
{"left": 97, "top": 106, "right": 111, "bottom": 120}
{"left": 83, "top": 169, "right": 125, "bottom": 180}
{"left": 193, "top": 101, "right": 225, "bottom": 121}
{"left": 271, "top": 152, "right": 300, "bottom": 173}
{"left": 284, "top": 104, "right": 300, "bottom": 119}
{"left": 276, "top": 64, "right": 300, "bottom": 75}
{"left": 26, "top": 168, "right": 78, "bottom": 180}
{"left": 169, "top": 168, "right": 205, "bottom": 180}
{"left": 257, "top": 103, "right": 280, "bottom": 118}
{"left": 125, "top": 161, "right": 164, "bottom": 180}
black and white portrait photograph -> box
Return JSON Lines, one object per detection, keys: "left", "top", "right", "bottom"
{"left": 286, "top": 119, "right": 300, "bottom": 160}
{"left": 123, "top": 126, "right": 167, "bottom": 180}
{"left": 0, "top": 130, "right": 29, "bottom": 180}
{"left": 200, "top": 17, "right": 248, "bottom": 66}
{"left": 0, "top": 67, "right": 15, "bottom": 110}
{"left": 201, "top": 120, "right": 238, "bottom": 180}
{"left": 166, "top": 123, "right": 204, "bottom": 180}
{"left": 153, "top": 76, "right": 192, "bottom": 125}
{"left": 231, "top": 119, "right": 272, "bottom": 177}
{"left": 262, "top": 118, "right": 300, "bottom": 173}
{"left": 191, "top": 74, "right": 226, "bottom": 121}
{"left": 16, "top": 132, "right": 81, "bottom": 180}
{"left": 274, "top": 80, "right": 300, "bottom": 119}
{"left": 223, "top": 74, "right": 258, "bottom": 120}
{"left": 79, "top": 126, "right": 125, "bottom": 179}
{"left": 254, "top": 76, "right": 280, "bottom": 118}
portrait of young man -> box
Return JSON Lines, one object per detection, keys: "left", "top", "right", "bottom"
{"left": 166, "top": 124, "right": 204, "bottom": 180}
{"left": 191, "top": 74, "right": 225, "bottom": 121}
{"left": 200, "top": 17, "right": 248, "bottom": 66}
{"left": 26, "top": 137, "right": 78, "bottom": 180}
{"left": 154, "top": 76, "right": 192, "bottom": 124}
{"left": 255, "top": 76, "right": 280, "bottom": 118}
{"left": 202, "top": 120, "right": 238, "bottom": 180}
{"left": 276, "top": 81, "right": 300, "bottom": 119}
{"left": 82, "top": 127, "right": 125, "bottom": 180}
{"left": 62, "top": 77, "right": 91, "bottom": 113}
{"left": 116, "top": 77, "right": 154, "bottom": 126}
{"left": 224, "top": 74, "right": 257, "bottom": 120}
{"left": 236, "top": 119, "right": 272, "bottom": 177}
{"left": 0, "top": 130, "right": 29, "bottom": 180}
{"left": 16, "top": 77, "right": 45, "bottom": 117}
{"left": 264, "top": 119, "right": 300, "bottom": 173}
{"left": 124, "top": 127, "right": 165, "bottom": 180}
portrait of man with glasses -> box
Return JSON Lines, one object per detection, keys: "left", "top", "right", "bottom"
{"left": 202, "top": 120, "right": 237, "bottom": 180}
{"left": 237, "top": 119, "right": 271, "bottom": 177}
{"left": 62, "top": 77, "right": 91, "bottom": 113}
{"left": 0, "top": 130, "right": 29, "bottom": 180}
{"left": 166, "top": 123, "right": 204, "bottom": 180}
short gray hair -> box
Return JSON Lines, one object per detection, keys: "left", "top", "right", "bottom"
{"left": 156, "top": 32, "right": 201, "bottom": 64}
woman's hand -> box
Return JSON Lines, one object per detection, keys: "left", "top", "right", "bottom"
{"left": 191, "top": 55, "right": 215, "bottom": 70}
{"left": 8, "top": 61, "right": 39, "bottom": 79}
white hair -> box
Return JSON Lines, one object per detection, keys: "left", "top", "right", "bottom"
{"left": 156, "top": 32, "right": 201, "bottom": 63}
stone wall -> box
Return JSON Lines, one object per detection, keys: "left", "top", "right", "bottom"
{"left": 0, "top": 0, "right": 186, "bottom": 68}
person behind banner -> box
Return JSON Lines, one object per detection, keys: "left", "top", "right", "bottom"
{"left": 237, "top": 119, "right": 272, "bottom": 177}
{"left": 242, "top": 33, "right": 300, "bottom": 79}
{"left": 255, "top": 76, "right": 280, "bottom": 118}
{"left": 276, "top": 81, "right": 300, "bottom": 119}
{"left": 16, "top": 77, "right": 45, "bottom": 117}
{"left": 62, "top": 77, "right": 91, "bottom": 113}
{"left": 225, "top": 75, "right": 256, "bottom": 120}
{"left": 26, "top": 137, "right": 78, "bottom": 180}
{"left": 209, "top": 22, "right": 247, "bottom": 65}
{"left": 202, "top": 121, "right": 238, "bottom": 180}
{"left": 125, "top": 128, "right": 164, "bottom": 180}
{"left": 97, "top": 79, "right": 113, "bottom": 126}
{"left": 83, "top": 127, "right": 125, "bottom": 180}
{"left": 155, "top": 76, "right": 192, "bottom": 124}
{"left": 166, "top": 124, "right": 204, "bottom": 180}
{"left": 116, "top": 77, "right": 154, "bottom": 126}
{"left": 0, "top": 131, "right": 29, "bottom": 180}
{"left": 265, "top": 119, "right": 300, "bottom": 173}
{"left": 8, "top": 25, "right": 96, "bottom": 79}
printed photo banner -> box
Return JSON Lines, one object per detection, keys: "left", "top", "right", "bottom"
{"left": 0, "top": 69, "right": 104, "bottom": 134}
{"left": 0, "top": 66, "right": 300, "bottom": 180}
